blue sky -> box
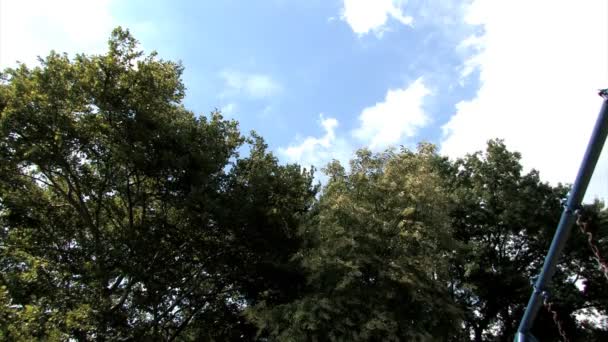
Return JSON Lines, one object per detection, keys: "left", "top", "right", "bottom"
{"left": 107, "top": 1, "right": 480, "bottom": 153}
{"left": 1, "top": 0, "right": 607, "bottom": 200}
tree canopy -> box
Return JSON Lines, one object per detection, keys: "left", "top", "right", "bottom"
{"left": 1, "top": 28, "right": 607, "bottom": 341}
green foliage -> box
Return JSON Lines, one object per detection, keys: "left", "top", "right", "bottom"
{"left": 0, "top": 27, "right": 316, "bottom": 341}
{"left": 250, "top": 145, "right": 462, "bottom": 341}
{"left": 447, "top": 140, "right": 608, "bottom": 341}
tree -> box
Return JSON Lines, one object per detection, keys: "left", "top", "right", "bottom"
{"left": 0, "top": 27, "right": 316, "bottom": 341}
{"left": 250, "top": 145, "right": 463, "bottom": 341}
{"left": 447, "top": 140, "right": 608, "bottom": 341}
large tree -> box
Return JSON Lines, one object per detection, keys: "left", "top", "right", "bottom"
{"left": 250, "top": 145, "right": 463, "bottom": 341}
{"left": 0, "top": 28, "right": 316, "bottom": 341}
{"left": 447, "top": 140, "right": 608, "bottom": 341}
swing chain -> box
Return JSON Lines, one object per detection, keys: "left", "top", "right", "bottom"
{"left": 575, "top": 209, "right": 608, "bottom": 281}
{"left": 542, "top": 291, "right": 571, "bottom": 342}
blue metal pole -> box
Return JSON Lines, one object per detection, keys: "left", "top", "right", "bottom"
{"left": 515, "top": 98, "right": 608, "bottom": 341}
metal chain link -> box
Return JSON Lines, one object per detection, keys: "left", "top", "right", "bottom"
{"left": 542, "top": 293, "right": 571, "bottom": 342}
{"left": 575, "top": 211, "right": 608, "bottom": 282}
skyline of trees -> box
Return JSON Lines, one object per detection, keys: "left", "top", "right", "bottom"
{"left": 1, "top": 28, "right": 607, "bottom": 341}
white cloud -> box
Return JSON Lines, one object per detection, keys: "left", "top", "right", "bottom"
{"left": 353, "top": 78, "right": 431, "bottom": 150}
{"left": 340, "top": 0, "right": 413, "bottom": 36}
{"left": 0, "top": 0, "right": 117, "bottom": 68}
{"left": 441, "top": 0, "right": 608, "bottom": 201}
{"left": 279, "top": 114, "right": 351, "bottom": 170}
{"left": 220, "top": 103, "right": 237, "bottom": 116}
{"left": 279, "top": 79, "right": 431, "bottom": 176}
{"left": 219, "top": 70, "right": 282, "bottom": 99}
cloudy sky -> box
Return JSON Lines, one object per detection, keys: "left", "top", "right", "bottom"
{"left": 1, "top": 0, "right": 607, "bottom": 200}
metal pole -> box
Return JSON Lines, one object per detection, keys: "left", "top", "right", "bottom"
{"left": 515, "top": 98, "right": 608, "bottom": 341}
